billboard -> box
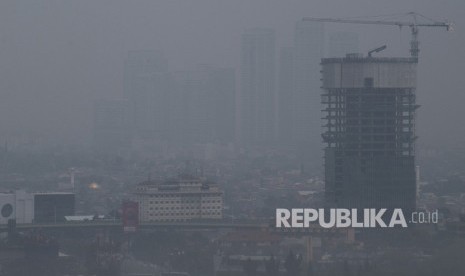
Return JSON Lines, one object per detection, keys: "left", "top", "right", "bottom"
{"left": 122, "top": 201, "right": 139, "bottom": 232}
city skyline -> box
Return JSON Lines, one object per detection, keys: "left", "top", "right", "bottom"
{"left": 0, "top": 1, "right": 462, "bottom": 151}
{"left": 0, "top": 2, "right": 463, "bottom": 274}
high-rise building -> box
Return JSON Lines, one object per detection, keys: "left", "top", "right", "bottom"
{"left": 170, "top": 70, "right": 209, "bottom": 145}
{"left": 93, "top": 99, "right": 131, "bottom": 151}
{"left": 240, "top": 28, "right": 276, "bottom": 148}
{"left": 124, "top": 51, "right": 235, "bottom": 149}
{"left": 170, "top": 66, "right": 235, "bottom": 145}
{"left": 124, "top": 50, "right": 170, "bottom": 139}
{"left": 321, "top": 54, "right": 417, "bottom": 212}
{"left": 328, "top": 32, "right": 359, "bottom": 58}
{"left": 278, "top": 47, "right": 295, "bottom": 146}
{"left": 203, "top": 66, "right": 236, "bottom": 144}
{"left": 292, "top": 21, "right": 324, "bottom": 155}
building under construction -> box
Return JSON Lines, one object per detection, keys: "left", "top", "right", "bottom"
{"left": 321, "top": 54, "right": 418, "bottom": 212}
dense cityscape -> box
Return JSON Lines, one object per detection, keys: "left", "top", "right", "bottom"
{"left": 0, "top": 1, "right": 464, "bottom": 276}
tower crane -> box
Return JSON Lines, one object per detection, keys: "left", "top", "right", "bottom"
{"left": 303, "top": 12, "right": 453, "bottom": 60}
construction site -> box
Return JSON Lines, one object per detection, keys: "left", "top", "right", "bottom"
{"left": 303, "top": 13, "right": 452, "bottom": 212}
{"left": 321, "top": 55, "right": 418, "bottom": 211}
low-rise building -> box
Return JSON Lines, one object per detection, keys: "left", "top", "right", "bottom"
{"left": 0, "top": 191, "right": 75, "bottom": 224}
{"left": 33, "top": 192, "right": 76, "bottom": 223}
{"left": 134, "top": 175, "right": 223, "bottom": 222}
{"left": 0, "top": 190, "right": 34, "bottom": 224}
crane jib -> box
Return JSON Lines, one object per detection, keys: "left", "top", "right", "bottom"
{"left": 302, "top": 13, "right": 452, "bottom": 60}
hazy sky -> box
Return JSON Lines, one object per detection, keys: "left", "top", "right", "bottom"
{"left": 0, "top": 0, "right": 463, "bottom": 148}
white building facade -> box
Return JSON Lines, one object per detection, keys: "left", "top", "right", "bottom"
{"left": 0, "top": 190, "right": 34, "bottom": 225}
{"left": 134, "top": 177, "right": 223, "bottom": 222}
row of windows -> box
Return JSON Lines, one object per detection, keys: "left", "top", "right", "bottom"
{"left": 149, "top": 213, "right": 198, "bottom": 216}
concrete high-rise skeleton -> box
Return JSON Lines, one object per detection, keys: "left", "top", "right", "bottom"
{"left": 321, "top": 54, "right": 417, "bottom": 212}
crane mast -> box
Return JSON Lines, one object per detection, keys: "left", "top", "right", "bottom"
{"left": 303, "top": 12, "right": 452, "bottom": 60}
